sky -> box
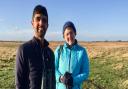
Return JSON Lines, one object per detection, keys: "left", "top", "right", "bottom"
{"left": 0, "top": 0, "right": 128, "bottom": 41}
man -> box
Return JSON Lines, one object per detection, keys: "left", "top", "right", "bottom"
{"left": 15, "top": 5, "right": 55, "bottom": 89}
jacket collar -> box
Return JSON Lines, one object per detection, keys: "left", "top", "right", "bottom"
{"left": 64, "top": 39, "right": 78, "bottom": 49}
{"left": 32, "top": 36, "right": 49, "bottom": 48}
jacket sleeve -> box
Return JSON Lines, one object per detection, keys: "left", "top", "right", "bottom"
{"left": 73, "top": 48, "right": 89, "bottom": 85}
{"left": 54, "top": 46, "right": 62, "bottom": 82}
{"left": 15, "top": 45, "right": 29, "bottom": 89}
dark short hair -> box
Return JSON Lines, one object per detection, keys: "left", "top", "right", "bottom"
{"left": 32, "top": 5, "right": 48, "bottom": 22}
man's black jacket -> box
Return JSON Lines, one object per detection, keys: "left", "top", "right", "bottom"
{"left": 16, "top": 37, "right": 56, "bottom": 89}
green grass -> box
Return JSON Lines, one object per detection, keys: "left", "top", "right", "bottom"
{"left": 83, "top": 57, "right": 128, "bottom": 89}
{"left": 0, "top": 42, "right": 128, "bottom": 89}
{"left": 1, "top": 57, "right": 128, "bottom": 89}
{"left": 0, "top": 58, "right": 15, "bottom": 89}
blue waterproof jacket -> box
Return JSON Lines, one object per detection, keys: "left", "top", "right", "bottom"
{"left": 55, "top": 41, "right": 89, "bottom": 89}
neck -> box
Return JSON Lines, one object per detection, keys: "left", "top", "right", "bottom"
{"left": 69, "top": 40, "right": 75, "bottom": 46}
{"left": 66, "top": 39, "right": 77, "bottom": 49}
{"left": 34, "top": 35, "right": 44, "bottom": 47}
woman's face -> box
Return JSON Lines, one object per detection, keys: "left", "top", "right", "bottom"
{"left": 63, "top": 27, "right": 75, "bottom": 45}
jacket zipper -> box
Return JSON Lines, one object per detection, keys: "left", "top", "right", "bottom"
{"left": 69, "top": 49, "right": 71, "bottom": 72}
{"left": 41, "top": 47, "right": 46, "bottom": 89}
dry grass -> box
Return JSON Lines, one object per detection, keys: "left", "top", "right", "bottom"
{"left": 0, "top": 41, "right": 128, "bottom": 60}
{"left": 0, "top": 41, "right": 128, "bottom": 89}
{"left": 0, "top": 42, "right": 21, "bottom": 60}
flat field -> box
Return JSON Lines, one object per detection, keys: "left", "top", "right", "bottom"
{"left": 0, "top": 41, "right": 128, "bottom": 89}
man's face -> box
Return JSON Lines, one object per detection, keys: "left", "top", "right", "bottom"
{"left": 32, "top": 13, "right": 48, "bottom": 39}
{"left": 63, "top": 27, "right": 75, "bottom": 45}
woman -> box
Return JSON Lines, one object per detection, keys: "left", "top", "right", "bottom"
{"left": 55, "top": 21, "right": 89, "bottom": 89}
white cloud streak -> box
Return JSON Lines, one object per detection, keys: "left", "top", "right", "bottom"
{"left": 0, "top": 28, "right": 128, "bottom": 41}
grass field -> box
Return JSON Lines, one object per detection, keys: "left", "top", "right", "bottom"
{"left": 0, "top": 41, "right": 128, "bottom": 89}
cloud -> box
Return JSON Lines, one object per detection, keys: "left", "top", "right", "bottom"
{"left": 0, "top": 18, "right": 5, "bottom": 22}
{"left": 0, "top": 27, "right": 63, "bottom": 41}
{"left": 45, "top": 31, "right": 63, "bottom": 41}
{"left": 76, "top": 31, "right": 128, "bottom": 41}
{"left": 0, "top": 28, "right": 33, "bottom": 41}
{"left": 0, "top": 19, "right": 4, "bottom": 22}
{"left": 0, "top": 28, "right": 128, "bottom": 41}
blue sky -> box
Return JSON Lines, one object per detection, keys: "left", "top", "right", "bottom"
{"left": 0, "top": 0, "right": 128, "bottom": 41}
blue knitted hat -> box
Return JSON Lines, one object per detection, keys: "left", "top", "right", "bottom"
{"left": 63, "top": 21, "right": 76, "bottom": 35}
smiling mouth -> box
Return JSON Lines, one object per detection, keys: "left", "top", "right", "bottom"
{"left": 38, "top": 27, "right": 45, "bottom": 31}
